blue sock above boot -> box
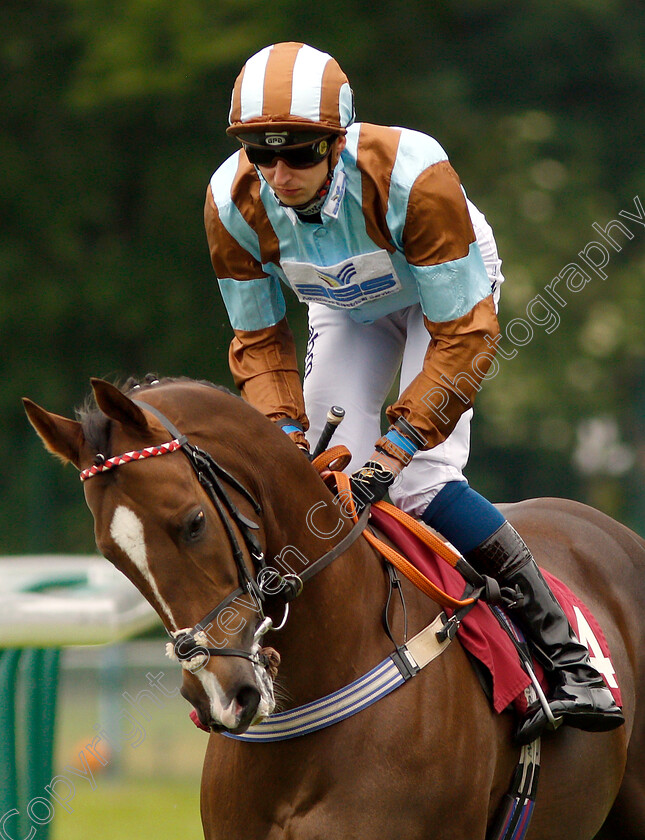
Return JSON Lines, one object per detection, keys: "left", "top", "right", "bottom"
{"left": 421, "top": 481, "right": 505, "bottom": 556}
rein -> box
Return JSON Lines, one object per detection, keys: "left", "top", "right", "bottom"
{"left": 80, "top": 399, "right": 370, "bottom": 668}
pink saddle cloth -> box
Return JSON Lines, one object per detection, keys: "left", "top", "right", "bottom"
{"left": 369, "top": 506, "right": 622, "bottom": 714}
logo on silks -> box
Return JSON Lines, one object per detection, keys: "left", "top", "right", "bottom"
{"left": 282, "top": 250, "right": 402, "bottom": 310}
{"left": 316, "top": 262, "right": 358, "bottom": 288}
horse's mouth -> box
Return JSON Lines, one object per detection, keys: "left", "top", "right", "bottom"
{"left": 188, "top": 688, "right": 274, "bottom": 734}
{"left": 190, "top": 708, "right": 269, "bottom": 735}
{"left": 190, "top": 705, "right": 253, "bottom": 734}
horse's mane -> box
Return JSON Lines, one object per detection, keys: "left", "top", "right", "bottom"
{"left": 76, "top": 374, "right": 235, "bottom": 456}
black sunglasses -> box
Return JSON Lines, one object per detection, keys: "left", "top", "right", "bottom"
{"left": 243, "top": 137, "right": 333, "bottom": 169}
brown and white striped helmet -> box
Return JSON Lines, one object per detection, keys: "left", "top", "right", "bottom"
{"left": 227, "top": 42, "right": 355, "bottom": 140}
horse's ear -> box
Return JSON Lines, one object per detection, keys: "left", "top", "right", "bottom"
{"left": 90, "top": 378, "right": 150, "bottom": 433}
{"left": 23, "top": 398, "right": 85, "bottom": 468}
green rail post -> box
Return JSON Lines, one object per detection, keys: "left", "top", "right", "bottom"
{"left": 21, "top": 649, "right": 61, "bottom": 839}
{"left": 0, "top": 648, "right": 61, "bottom": 840}
{"left": 0, "top": 557, "right": 159, "bottom": 839}
{"left": 0, "top": 649, "right": 22, "bottom": 830}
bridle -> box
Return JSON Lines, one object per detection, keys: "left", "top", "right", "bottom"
{"left": 80, "top": 398, "right": 369, "bottom": 669}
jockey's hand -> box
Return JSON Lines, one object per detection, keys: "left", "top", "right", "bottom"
{"left": 347, "top": 418, "right": 426, "bottom": 514}
{"left": 274, "top": 418, "right": 310, "bottom": 456}
{"left": 348, "top": 452, "right": 402, "bottom": 513}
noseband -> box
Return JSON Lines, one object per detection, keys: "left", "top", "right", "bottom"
{"left": 80, "top": 398, "right": 369, "bottom": 668}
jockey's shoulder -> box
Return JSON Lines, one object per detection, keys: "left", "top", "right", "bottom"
{"left": 347, "top": 122, "right": 451, "bottom": 188}
{"left": 209, "top": 149, "right": 260, "bottom": 211}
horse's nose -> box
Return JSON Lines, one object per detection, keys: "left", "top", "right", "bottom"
{"left": 234, "top": 683, "right": 261, "bottom": 728}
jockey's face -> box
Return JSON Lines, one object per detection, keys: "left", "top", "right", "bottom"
{"left": 258, "top": 136, "right": 346, "bottom": 208}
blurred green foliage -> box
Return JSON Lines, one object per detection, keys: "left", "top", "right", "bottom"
{"left": 2, "top": 0, "right": 644, "bottom": 553}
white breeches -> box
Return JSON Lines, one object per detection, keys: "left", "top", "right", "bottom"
{"left": 303, "top": 304, "right": 472, "bottom": 517}
{"left": 303, "top": 200, "right": 503, "bottom": 518}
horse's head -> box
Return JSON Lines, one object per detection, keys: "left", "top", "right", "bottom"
{"left": 23, "top": 376, "right": 328, "bottom": 734}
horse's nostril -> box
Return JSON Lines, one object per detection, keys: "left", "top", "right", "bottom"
{"left": 235, "top": 684, "right": 261, "bottom": 719}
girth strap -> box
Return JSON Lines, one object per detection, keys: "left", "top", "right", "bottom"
{"left": 223, "top": 611, "right": 453, "bottom": 742}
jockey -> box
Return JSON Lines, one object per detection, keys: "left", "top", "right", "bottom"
{"left": 205, "top": 42, "right": 623, "bottom": 743}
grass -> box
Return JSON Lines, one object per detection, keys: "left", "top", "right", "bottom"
{"left": 50, "top": 778, "right": 202, "bottom": 840}
{"left": 46, "top": 643, "right": 207, "bottom": 839}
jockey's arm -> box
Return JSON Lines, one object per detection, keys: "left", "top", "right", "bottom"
{"left": 352, "top": 161, "right": 500, "bottom": 498}
{"left": 229, "top": 319, "right": 309, "bottom": 445}
{"left": 386, "top": 296, "right": 499, "bottom": 450}
{"left": 205, "top": 185, "right": 309, "bottom": 450}
{"left": 384, "top": 158, "right": 500, "bottom": 453}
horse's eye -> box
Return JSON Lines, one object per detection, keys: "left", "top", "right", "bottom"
{"left": 185, "top": 509, "right": 206, "bottom": 542}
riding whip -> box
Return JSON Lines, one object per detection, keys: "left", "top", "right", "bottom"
{"left": 311, "top": 406, "right": 345, "bottom": 459}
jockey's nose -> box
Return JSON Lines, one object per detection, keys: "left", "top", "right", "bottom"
{"left": 272, "top": 158, "right": 294, "bottom": 182}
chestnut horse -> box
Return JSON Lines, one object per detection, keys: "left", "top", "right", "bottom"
{"left": 24, "top": 377, "right": 645, "bottom": 840}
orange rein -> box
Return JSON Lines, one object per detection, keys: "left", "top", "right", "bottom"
{"left": 312, "top": 446, "right": 476, "bottom": 610}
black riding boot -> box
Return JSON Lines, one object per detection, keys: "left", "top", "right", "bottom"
{"left": 466, "top": 522, "right": 625, "bottom": 744}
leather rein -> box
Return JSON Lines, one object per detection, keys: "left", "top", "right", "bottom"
{"left": 80, "top": 399, "right": 370, "bottom": 668}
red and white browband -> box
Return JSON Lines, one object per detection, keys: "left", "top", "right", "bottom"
{"left": 79, "top": 439, "right": 183, "bottom": 481}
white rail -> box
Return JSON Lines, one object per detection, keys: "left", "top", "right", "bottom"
{"left": 0, "top": 556, "right": 159, "bottom": 647}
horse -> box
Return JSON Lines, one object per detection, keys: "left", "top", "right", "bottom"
{"left": 23, "top": 376, "right": 645, "bottom": 840}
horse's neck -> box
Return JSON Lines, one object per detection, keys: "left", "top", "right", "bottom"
{"left": 271, "top": 543, "right": 394, "bottom": 707}
{"left": 258, "top": 480, "right": 396, "bottom": 706}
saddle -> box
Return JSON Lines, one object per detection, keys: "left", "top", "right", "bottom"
{"left": 372, "top": 500, "right": 623, "bottom": 715}
{"left": 315, "top": 447, "right": 622, "bottom": 717}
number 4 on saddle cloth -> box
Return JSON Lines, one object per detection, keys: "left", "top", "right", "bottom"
{"left": 367, "top": 502, "right": 623, "bottom": 719}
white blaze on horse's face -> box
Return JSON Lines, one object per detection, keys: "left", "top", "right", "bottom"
{"left": 182, "top": 631, "right": 275, "bottom": 729}
{"left": 109, "top": 505, "right": 177, "bottom": 629}
{"left": 192, "top": 669, "right": 237, "bottom": 729}
{"left": 195, "top": 669, "right": 244, "bottom": 730}
{"left": 110, "top": 505, "right": 275, "bottom": 730}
